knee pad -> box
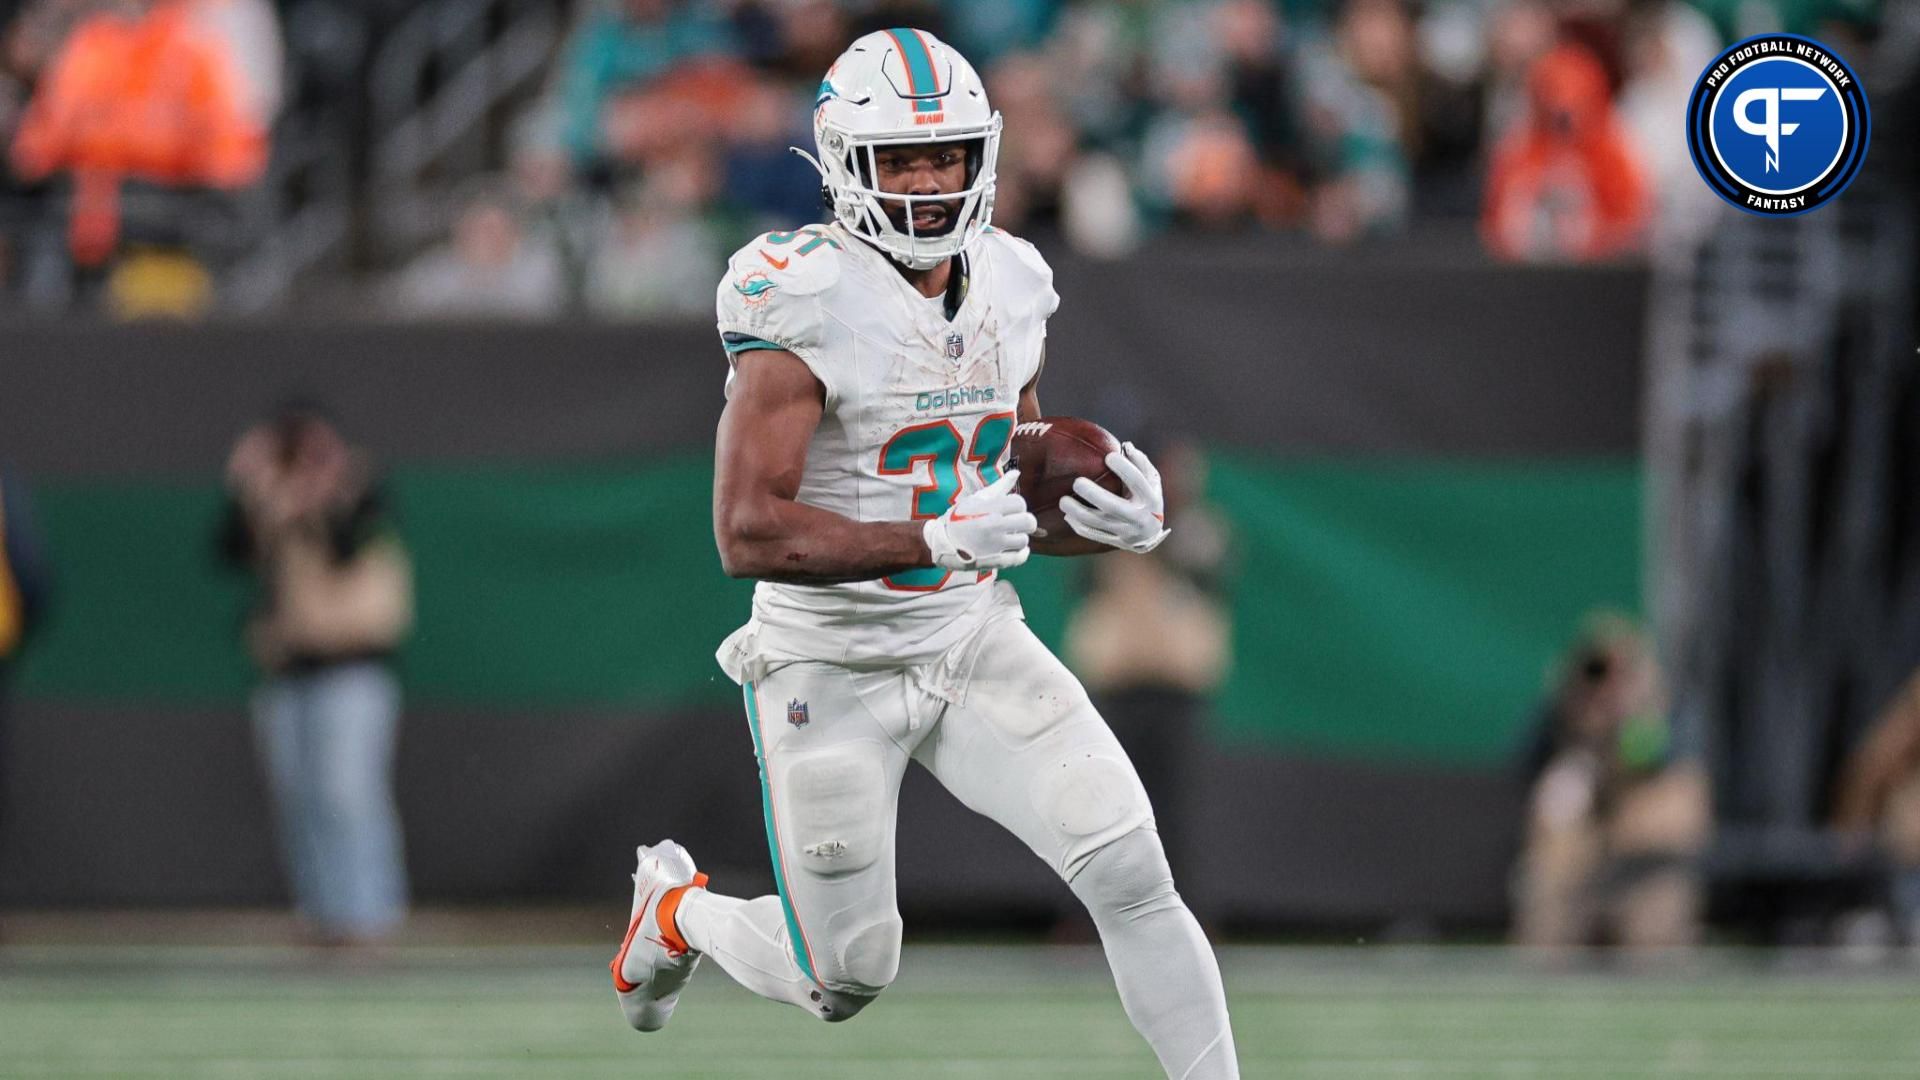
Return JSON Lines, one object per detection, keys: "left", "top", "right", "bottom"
{"left": 808, "top": 914, "right": 901, "bottom": 1022}
{"left": 1037, "top": 752, "right": 1150, "bottom": 837}
{"left": 1069, "top": 827, "right": 1182, "bottom": 922}
{"left": 784, "top": 748, "right": 888, "bottom": 877}
{"left": 1034, "top": 751, "right": 1154, "bottom": 875}
{"left": 834, "top": 914, "right": 903, "bottom": 990}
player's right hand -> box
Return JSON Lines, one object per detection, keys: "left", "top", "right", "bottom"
{"left": 923, "top": 470, "right": 1037, "bottom": 571}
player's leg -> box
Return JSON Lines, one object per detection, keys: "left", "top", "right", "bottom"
{"left": 622, "top": 661, "right": 914, "bottom": 1025}
{"left": 915, "top": 622, "right": 1240, "bottom": 1079}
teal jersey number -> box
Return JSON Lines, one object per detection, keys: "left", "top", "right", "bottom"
{"left": 879, "top": 421, "right": 965, "bottom": 522}
{"left": 764, "top": 227, "right": 842, "bottom": 256}
{"left": 877, "top": 412, "right": 1016, "bottom": 591}
{"left": 969, "top": 414, "right": 1014, "bottom": 486}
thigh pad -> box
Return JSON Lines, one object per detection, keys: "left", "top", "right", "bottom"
{"left": 780, "top": 746, "right": 890, "bottom": 877}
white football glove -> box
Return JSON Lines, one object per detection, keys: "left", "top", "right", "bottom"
{"left": 1059, "top": 442, "right": 1170, "bottom": 554}
{"left": 923, "top": 469, "right": 1037, "bottom": 571}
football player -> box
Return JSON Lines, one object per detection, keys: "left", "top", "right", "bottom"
{"left": 611, "top": 28, "right": 1239, "bottom": 1079}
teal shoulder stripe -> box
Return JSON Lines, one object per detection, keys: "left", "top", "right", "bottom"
{"left": 885, "top": 28, "right": 941, "bottom": 112}
{"left": 723, "top": 337, "right": 783, "bottom": 355}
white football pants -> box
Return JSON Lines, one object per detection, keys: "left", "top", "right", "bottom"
{"left": 674, "top": 619, "right": 1240, "bottom": 1079}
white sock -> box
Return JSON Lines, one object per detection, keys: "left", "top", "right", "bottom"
{"left": 674, "top": 889, "right": 821, "bottom": 1014}
{"left": 1070, "top": 829, "right": 1240, "bottom": 1080}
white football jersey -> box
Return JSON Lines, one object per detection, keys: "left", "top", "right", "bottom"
{"left": 714, "top": 222, "right": 1058, "bottom": 671}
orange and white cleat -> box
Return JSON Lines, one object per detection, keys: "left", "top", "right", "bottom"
{"left": 610, "top": 840, "right": 709, "bottom": 1032}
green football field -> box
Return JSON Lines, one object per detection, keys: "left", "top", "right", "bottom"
{"left": 3, "top": 944, "right": 1917, "bottom": 1077}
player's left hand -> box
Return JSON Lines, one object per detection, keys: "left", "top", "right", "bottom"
{"left": 1059, "top": 442, "right": 1170, "bottom": 554}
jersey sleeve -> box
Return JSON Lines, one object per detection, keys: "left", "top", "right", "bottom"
{"left": 714, "top": 229, "right": 845, "bottom": 406}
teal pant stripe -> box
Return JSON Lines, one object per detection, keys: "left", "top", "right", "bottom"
{"left": 743, "top": 681, "right": 820, "bottom": 985}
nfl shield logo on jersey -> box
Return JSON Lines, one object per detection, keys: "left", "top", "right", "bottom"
{"left": 945, "top": 331, "right": 965, "bottom": 359}
{"left": 786, "top": 698, "right": 810, "bottom": 728}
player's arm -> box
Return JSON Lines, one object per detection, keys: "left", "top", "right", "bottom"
{"left": 1015, "top": 375, "right": 1043, "bottom": 426}
{"left": 714, "top": 349, "right": 930, "bottom": 584}
{"left": 714, "top": 350, "right": 1034, "bottom": 583}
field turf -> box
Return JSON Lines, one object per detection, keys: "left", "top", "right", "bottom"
{"left": 3, "top": 944, "right": 1917, "bottom": 1077}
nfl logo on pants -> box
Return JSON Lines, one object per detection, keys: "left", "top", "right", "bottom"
{"left": 786, "top": 698, "right": 810, "bottom": 728}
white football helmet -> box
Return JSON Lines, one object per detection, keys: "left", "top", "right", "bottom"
{"left": 797, "top": 29, "right": 1001, "bottom": 270}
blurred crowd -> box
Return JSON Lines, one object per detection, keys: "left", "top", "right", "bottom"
{"left": 0, "top": 0, "right": 277, "bottom": 313}
{"left": 415, "top": 0, "right": 1882, "bottom": 319}
{"left": 0, "top": 0, "right": 1892, "bottom": 316}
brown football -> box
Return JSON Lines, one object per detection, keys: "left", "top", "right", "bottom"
{"left": 1009, "top": 415, "right": 1124, "bottom": 536}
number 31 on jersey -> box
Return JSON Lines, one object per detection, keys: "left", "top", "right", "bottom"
{"left": 878, "top": 411, "right": 1014, "bottom": 591}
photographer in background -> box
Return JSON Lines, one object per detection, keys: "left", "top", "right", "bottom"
{"left": 1511, "top": 615, "right": 1710, "bottom": 953}
{"left": 1066, "top": 439, "right": 1236, "bottom": 861}
{"left": 219, "top": 403, "right": 412, "bottom": 947}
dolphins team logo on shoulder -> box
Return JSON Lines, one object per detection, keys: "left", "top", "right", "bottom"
{"left": 1686, "top": 34, "right": 1869, "bottom": 216}
{"left": 733, "top": 269, "right": 776, "bottom": 307}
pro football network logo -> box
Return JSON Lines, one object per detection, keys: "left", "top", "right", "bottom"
{"left": 1686, "top": 34, "right": 1869, "bottom": 216}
